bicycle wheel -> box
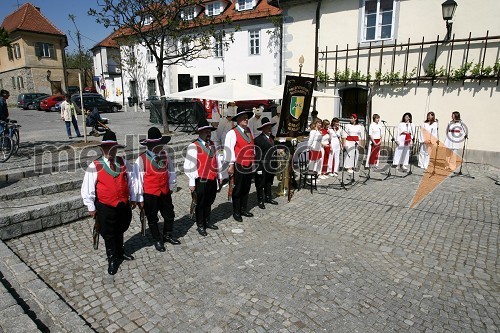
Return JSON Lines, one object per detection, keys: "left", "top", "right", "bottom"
{"left": 12, "top": 128, "right": 20, "bottom": 154}
{"left": 0, "top": 135, "right": 13, "bottom": 162}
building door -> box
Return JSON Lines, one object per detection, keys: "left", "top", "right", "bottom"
{"left": 147, "top": 79, "right": 156, "bottom": 96}
{"left": 339, "top": 87, "right": 368, "bottom": 122}
{"left": 178, "top": 74, "right": 192, "bottom": 92}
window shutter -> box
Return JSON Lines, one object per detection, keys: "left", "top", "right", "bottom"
{"left": 49, "top": 44, "right": 56, "bottom": 59}
{"left": 7, "top": 47, "right": 13, "bottom": 61}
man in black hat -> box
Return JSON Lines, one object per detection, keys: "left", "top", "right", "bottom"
{"left": 134, "top": 127, "right": 179, "bottom": 252}
{"left": 184, "top": 119, "right": 220, "bottom": 236}
{"left": 81, "top": 131, "right": 136, "bottom": 275}
{"left": 254, "top": 117, "right": 279, "bottom": 209}
{"left": 224, "top": 109, "right": 255, "bottom": 222}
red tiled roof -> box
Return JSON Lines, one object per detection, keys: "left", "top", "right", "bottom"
{"left": 93, "top": 30, "right": 121, "bottom": 50}
{"left": 1, "top": 3, "right": 65, "bottom": 36}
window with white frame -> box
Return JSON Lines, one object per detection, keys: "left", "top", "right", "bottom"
{"left": 182, "top": 7, "right": 195, "bottom": 20}
{"left": 13, "top": 43, "right": 21, "bottom": 59}
{"left": 249, "top": 30, "right": 260, "bottom": 55}
{"left": 35, "top": 42, "right": 55, "bottom": 58}
{"left": 206, "top": 3, "right": 221, "bottom": 16}
{"left": 213, "top": 36, "right": 223, "bottom": 58}
{"left": 17, "top": 76, "right": 24, "bottom": 89}
{"left": 361, "top": 0, "right": 396, "bottom": 42}
{"left": 237, "top": 0, "right": 254, "bottom": 11}
{"left": 181, "top": 40, "right": 189, "bottom": 54}
{"left": 248, "top": 74, "right": 262, "bottom": 87}
{"left": 147, "top": 48, "right": 154, "bottom": 63}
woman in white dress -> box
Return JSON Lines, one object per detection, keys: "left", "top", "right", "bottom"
{"left": 418, "top": 111, "right": 439, "bottom": 169}
{"left": 444, "top": 111, "right": 466, "bottom": 170}
{"left": 392, "top": 112, "right": 415, "bottom": 171}
{"left": 328, "top": 117, "right": 342, "bottom": 177}
{"left": 342, "top": 114, "right": 363, "bottom": 173}
{"left": 365, "top": 114, "right": 383, "bottom": 168}
{"left": 319, "top": 119, "right": 331, "bottom": 179}
{"left": 307, "top": 119, "right": 323, "bottom": 174}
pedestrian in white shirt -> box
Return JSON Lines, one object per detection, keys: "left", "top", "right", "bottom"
{"left": 60, "top": 94, "right": 82, "bottom": 139}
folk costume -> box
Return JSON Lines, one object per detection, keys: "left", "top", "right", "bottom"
{"left": 418, "top": 121, "right": 439, "bottom": 169}
{"left": 328, "top": 125, "right": 342, "bottom": 175}
{"left": 444, "top": 120, "right": 466, "bottom": 170}
{"left": 216, "top": 105, "right": 237, "bottom": 180}
{"left": 393, "top": 122, "right": 415, "bottom": 169}
{"left": 366, "top": 122, "right": 383, "bottom": 167}
{"left": 184, "top": 119, "right": 220, "bottom": 236}
{"left": 307, "top": 128, "right": 323, "bottom": 174}
{"left": 134, "top": 127, "right": 179, "bottom": 253}
{"left": 342, "top": 117, "right": 363, "bottom": 171}
{"left": 81, "top": 131, "right": 136, "bottom": 275}
{"left": 254, "top": 117, "right": 279, "bottom": 209}
{"left": 224, "top": 109, "right": 255, "bottom": 222}
{"left": 320, "top": 127, "right": 331, "bottom": 175}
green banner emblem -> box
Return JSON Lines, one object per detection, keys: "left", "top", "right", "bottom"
{"left": 289, "top": 96, "right": 304, "bottom": 119}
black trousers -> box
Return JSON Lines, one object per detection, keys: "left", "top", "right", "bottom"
{"left": 232, "top": 163, "right": 254, "bottom": 214}
{"left": 255, "top": 169, "right": 275, "bottom": 202}
{"left": 143, "top": 192, "right": 175, "bottom": 241}
{"left": 96, "top": 201, "right": 132, "bottom": 259}
{"left": 195, "top": 178, "right": 218, "bottom": 228}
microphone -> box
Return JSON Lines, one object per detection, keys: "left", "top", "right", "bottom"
{"left": 381, "top": 120, "right": 387, "bottom": 123}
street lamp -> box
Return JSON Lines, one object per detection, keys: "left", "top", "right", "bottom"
{"left": 441, "top": 0, "right": 458, "bottom": 41}
{"left": 298, "top": 55, "right": 304, "bottom": 77}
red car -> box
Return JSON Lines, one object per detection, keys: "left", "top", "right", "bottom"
{"left": 235, "top": 99, "right": 277, "bottom": 112}
{"left": 83, "top": 86, "right": 97, "bottom": 93}
{"left": 40, "top": 95, "right": 65, "bottom": 112}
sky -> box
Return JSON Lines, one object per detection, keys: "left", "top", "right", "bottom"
{"left": 0, "top": 0, "right": 114, "bottom": 53}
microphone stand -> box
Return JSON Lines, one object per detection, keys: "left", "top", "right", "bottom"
{"left": 451, "top": 131, "right": 474, "bottom": 179}
{"left": 331, "top": 125, "right": 350, "bottom": 190}
{"left": 381, "top": 121, "right": 398, "bottom": 180}
{"left": 339, "top": 124, "right": 360, "bottom": 185}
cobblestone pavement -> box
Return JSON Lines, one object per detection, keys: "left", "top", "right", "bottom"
{"left": 5, "top": 161, "right": 499, "bottom": 332}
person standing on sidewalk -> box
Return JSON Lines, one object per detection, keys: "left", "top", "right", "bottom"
{"left": 224, "top": 109, "right": 255, "bottom": 222}
{"left": 81, "top": 131, "right": 136, "bottom": 275}
{"left": 254, "top": 117, "right": 279, "bottom": 209}
{"left": 184, "top": 119, "right": 220, "bottom": 236}
{"left": 134, "top": 127, "right": 180, "bottom": 252}
{"left": 60, "top": 94, "right": 82, "bottom": 139}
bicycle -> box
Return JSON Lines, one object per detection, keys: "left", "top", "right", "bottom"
{"left": 0, "top": 119, "right": 21, "bottom": 162}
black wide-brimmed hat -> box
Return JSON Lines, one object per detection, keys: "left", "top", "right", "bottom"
{"left": 99, "top": 130, "right": 125, "bottom": 148}
{"left": 194, "top": 118, "right": 216, "bottom": 133}
{"left": 257, "top": 117, "right": 276, "bottom": 130}
{"left": 140, "top": 127, "right": 171, "bottom": 146}
{"left": 233, "top": 109, "right": 254, "bottom": 121}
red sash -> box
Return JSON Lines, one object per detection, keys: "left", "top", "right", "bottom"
{"left": 368, "top": 139, "right": 381, "bottom": 165}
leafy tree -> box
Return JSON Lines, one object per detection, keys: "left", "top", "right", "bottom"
{"left": 89, "top": 0, "right": 234, "bottom": 132}
{"left": 65, "top": 50, "right": 94, "bottom": 69}
{"left": 0, "top": 27, "right": 11, "bottom": 48}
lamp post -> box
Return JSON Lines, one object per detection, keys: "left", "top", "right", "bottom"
{"left": 441, "top": 0, "right": 458, "bottom": 41}
{"left": 298, "top": 55, "right": 304, "bottom": 77}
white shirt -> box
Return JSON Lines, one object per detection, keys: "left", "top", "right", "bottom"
{"left": 81, "top": 156, "right": 136, "bottom": 212}
{"left": 419, "top": 122, "right": 439, "bottom": 143}
{"left": 248, "top": 116, "right": 262, "bottom": 137}
{"left": 343, "top": 124, "right": 364, "bottom": 141}
{"left": 307, "top": 129, "right": 322, "bottom": 151}
{"left": 60, "top": 100, "right": 79, "bottom": 121}
{"left": 444, "top": 121, "right": 466, "bottom": 150}
{"left": 396, "top": 122, "right": 416, "bottom": 146}
{"left": 368, "top": 122, "right": 383, "bottom": 140}
{"left": 133, "top": 150, "right": 177, "bottom": 202}
{"left": 224, "top": 125, "right": 254, "bottom": 165}
{"left": 184, "top": 138, "right": 220, "bottom": 187}
{"left": 271, "top": 114, "right": 280, "bottom": 137}
{"left": 216, "top": 117, "right": 234, "bottom": 149}
{"left": 328, "top": 127, "right": 342, "bottom": 148}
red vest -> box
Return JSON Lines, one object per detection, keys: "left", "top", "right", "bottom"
{"left": 194, "top": 140, "right": 218, "bottom": 180}
{"left": 141, "top": 152, "right": 169, "bottom": 196}
{"left": 234, "top": 127, "right": 255, "bottom": 167}
{"left": 95, "top": 157, "right": 129, "bottom": 207}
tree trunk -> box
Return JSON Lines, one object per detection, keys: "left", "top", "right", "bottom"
{"left": 157, "top": 66, "right": 170, "bottom": 133}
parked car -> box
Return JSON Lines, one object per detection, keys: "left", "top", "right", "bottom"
{"left": 40, "top": 95, "right": 65, "bottom": 112}
{"left": 71, "top": 95, "right": 122, "bottom": 113}
{"left": 67, "top": 86, "right": 80, "bottom": 95}
{"left": 51, "top": 101, "right": 62, "bottom": 113}
{"left": 83, "top": 86, "right": 97, "bottom": 93}
{"left": 140, "top": 95, "right": 160, "bottom": 109}
{"left": 235, "top": 99, "right": 277, "bottom": 112}
{"left": 17, "top": 93, "right": 49, "bottom": 110}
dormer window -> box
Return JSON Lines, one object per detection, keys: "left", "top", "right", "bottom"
{"left": 143, "top": 16, "right": 153, "bottom": 25}
{"left": 182, "top": 7, "right": 195, "bottom": 20}
{"left": 206, "top": 2, "right": 222, "bottom": 16}
{"left": 236, "top": 0, "right": 254, "bottom": 11}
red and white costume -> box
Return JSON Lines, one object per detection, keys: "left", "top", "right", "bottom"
{"left": 307, "top": 129, "right": 323, "bottom": 173}
{"left": 418, "top": 121, "right": 439, "bottom": 169}
{"left": 320, "top": 128, "right": 331, "bottom": 174}
{"left": 444, "top": 121, "right": 466, "bottom": 170}
{"left": 365, "top": 122, "right": 383, "bottom": 167}
{"left": 328, "top": 126, "right": 342, "bottom": 173}
{"left": 393, "top": 122, "right": 415, "bottom": 167}
{"left": 342, "top": 124, "right": 363, "bottom": 169}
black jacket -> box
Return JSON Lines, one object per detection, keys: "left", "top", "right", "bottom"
{"left": 254, "top": 133, "right": 278, "bottom": 173}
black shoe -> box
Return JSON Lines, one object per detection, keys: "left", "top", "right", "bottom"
{"left": 153, "top": 241, "right": 166, "bottom": 252}
{"left": 108, "top": 258, "right": 119, "bottom": 275}
{"left": 206, "top": 224, "right": 219, "bottom": 230}
{"left": 241, "top": 211, "right": 254, "bottom": 217}
{"left": 258, "top": 202, "right": 266, "bottom": 209}
{"left": 122, "top": 253, "right": 135, "bottom": 261}
{"left": 164, "top": 236, "right": 181, "bottom": 245}
{"left": 265, "top": 199, "right": 278, "bottom": 205}
{"left": 233, "top": 213, "right": 243, "bottom": 222}
{"left": 197, "top": 227, "right": 207, "bottom": 236}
